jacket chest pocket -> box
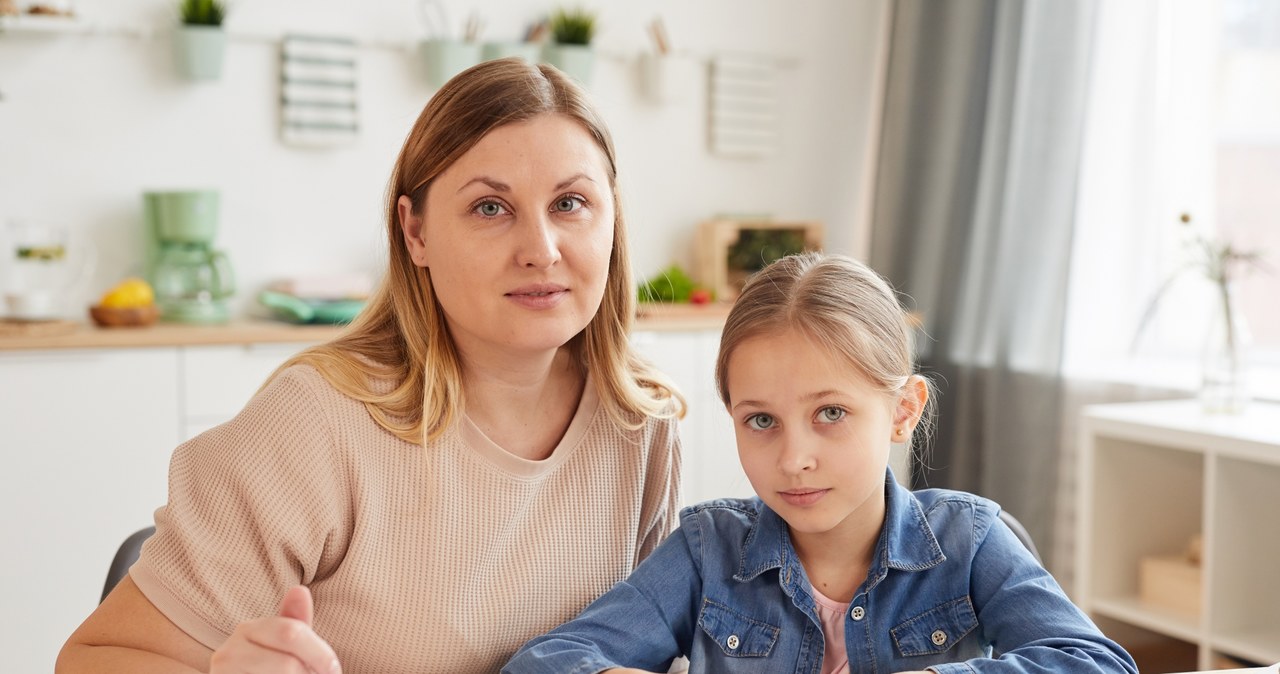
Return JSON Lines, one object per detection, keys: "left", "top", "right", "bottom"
{"left": 890, "top": 596, "right": 979, "bottom": 657}
{"left": 697, "top": 599, "right": 780, "bottom": 658}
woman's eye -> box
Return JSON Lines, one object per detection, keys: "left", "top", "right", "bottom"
{"left": 746, "top": 414, "right": 775, "bottom": 431}
{"left": 553, "top": 196, "right": 584, "bottom": 213}
{"left": 475, "top": 201, "right": 507, "bottom": 217}
{"left": 817, "top": 407, "right": 846, "bottom": 424}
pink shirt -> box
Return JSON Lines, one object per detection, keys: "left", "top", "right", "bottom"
{"left": 811, "top": 585, "right": 852, "bottom": 674}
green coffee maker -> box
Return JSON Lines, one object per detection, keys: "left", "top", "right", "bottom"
{"left": 144, "top": 190, "right": 235, "bottom": 323}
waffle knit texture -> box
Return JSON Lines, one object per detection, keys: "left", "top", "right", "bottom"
{"left": 130, "top": 364, "right": 682, "bottom": 673}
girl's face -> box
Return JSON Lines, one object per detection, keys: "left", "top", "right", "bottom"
{"left": 726, "top": 329, "right": 905, "bottom": 550}
{"left": 399, "top": 113, "right": 615, "bottom": 363}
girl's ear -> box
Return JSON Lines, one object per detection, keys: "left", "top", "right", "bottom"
{"left": 398, "top": 194, "right": 429, "bottom": 268}
{"left": 892, "top": 375, "right": 929, "bottom": 435}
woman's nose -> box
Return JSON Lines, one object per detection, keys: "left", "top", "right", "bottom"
{"left": 516, "top": 214, "right": 562, "bottom": 269}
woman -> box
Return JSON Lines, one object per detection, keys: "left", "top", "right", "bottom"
{"left": 57, "top": 58, "right": 684, "bottom": 674}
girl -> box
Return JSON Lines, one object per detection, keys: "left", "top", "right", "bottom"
{"left": 58, "top": 58, "right": 683, "bottom": 674}
{"left": 503, "top": 253, "right": 1136, "bottom": 674}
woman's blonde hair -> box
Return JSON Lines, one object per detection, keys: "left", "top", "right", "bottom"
{"left": 715, "top": 252, "right": 931, "bottom": 426}
{"left": 277, "top": 58, "right": 682, "bottom": 444}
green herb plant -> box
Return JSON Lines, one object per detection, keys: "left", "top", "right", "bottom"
{"left": 549, "top": 7, "right": 597, "bottom": 46}
{"left": 637, "top": 264, "right": 695, "bottom": 303}
{"left": 727, "top": 228, "right": 808, "bottom": 273}
{"left": 179, "top": 0, "right": 226, "bottom": 26}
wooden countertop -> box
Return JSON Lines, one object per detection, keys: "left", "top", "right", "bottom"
{"left": 0, "top": 303, "right": 731, "bottom": 351}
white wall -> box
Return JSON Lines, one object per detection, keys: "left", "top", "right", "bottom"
{"left": 0, "top": 0, "right": 887, "bottom": 317}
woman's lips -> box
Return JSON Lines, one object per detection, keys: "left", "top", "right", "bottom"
{"left": 505, "top": 284, "right": 569, "bottom": 310}
{"left": 778, "top": 488, "right": 830, "bottom": 507}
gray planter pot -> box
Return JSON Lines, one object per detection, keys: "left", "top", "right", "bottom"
{"left": 174, "top": 25, "right": 226, "bottom": 82}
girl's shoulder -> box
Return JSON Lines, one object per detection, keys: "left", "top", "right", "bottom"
{"left": 909, "top": 487, "right": 1007, "bottom": 546}
{"left": 676, "top": 496, "right": 768, "bottom": 539}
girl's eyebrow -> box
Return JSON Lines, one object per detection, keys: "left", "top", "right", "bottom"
{"left": 731, "top": 390, "right": 847, "bottom": 412}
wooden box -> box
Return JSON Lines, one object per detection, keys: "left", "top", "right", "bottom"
{"left": 695, "top": 219, "right": 824, "bottom": 302}
{"left": 1139, "top": 554, "right": 1202, "bottom": 618}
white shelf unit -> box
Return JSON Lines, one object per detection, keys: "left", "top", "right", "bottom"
{"left": 1076, "top": 399, "right": 1280, "bottom": 672}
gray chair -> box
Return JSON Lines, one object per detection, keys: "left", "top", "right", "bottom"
{"left": 101, "top": 526, "right": 155, "bottom": 603}
{"left": 998, "top": 510, "right": 1042, "bottom": 565}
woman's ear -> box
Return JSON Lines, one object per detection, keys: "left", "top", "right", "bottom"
{"left": 892, "top": 375, "right": 929, "bottom": 436}
{"left": 398, "top": 194, "right": 429, "bottom": 268}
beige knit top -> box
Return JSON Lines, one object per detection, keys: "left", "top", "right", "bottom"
{"left": 130, "top": 364, "right": 682, "bottom": 673}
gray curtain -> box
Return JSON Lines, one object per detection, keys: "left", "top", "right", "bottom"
{"left": 869, "top": 0, "right": 1098, "bottom": 564}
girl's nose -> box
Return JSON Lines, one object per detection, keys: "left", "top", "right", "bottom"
{"left": 516, "top": 213, "right": 562, "bottom": 269}
{"left": 777, "top": 435, "right": 817, "bottom": 475}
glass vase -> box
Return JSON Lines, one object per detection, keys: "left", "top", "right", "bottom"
{"left": 1199, "top": 281, "right": 1252, "bottom": 414}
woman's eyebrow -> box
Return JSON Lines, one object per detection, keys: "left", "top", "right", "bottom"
{"left": 457, "top": 173, "right": 594, "bottom": 194}
{"left": 554, "top": 173, "right": 594, "bottom": 190}
{"left": 457, "top": 176, "right": 510, "bottom": 193}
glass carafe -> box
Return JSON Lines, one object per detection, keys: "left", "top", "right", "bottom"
{"left": 2, "top": 219, "right": 96, "bottom": 320}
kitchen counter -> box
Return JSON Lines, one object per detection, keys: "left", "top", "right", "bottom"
{"left": 0, "top": 303, "right": 732, "bottom": 351}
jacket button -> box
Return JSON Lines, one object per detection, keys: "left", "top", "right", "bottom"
{"left": 850, "top": 606, "right": 865, "bottom": 621}
{"left": 931, "top": 629, "right": 948, "bottom": 646}
{"left": 726, "top": 635, "right": 740, "bottom": 650}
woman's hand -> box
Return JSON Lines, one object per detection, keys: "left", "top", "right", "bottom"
{"left": 209, "top": 586, "right": 342, "bottom": 674}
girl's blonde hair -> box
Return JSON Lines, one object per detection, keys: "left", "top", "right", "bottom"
{"left": 715, "top": 252, "right": 930, "bottom": 424}
{"left": 276, "top": 58, "right": 682, "bottom": 444}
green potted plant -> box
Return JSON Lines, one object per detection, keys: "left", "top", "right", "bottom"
{"left": 542, "top": 7, "right": 596, "bottom": 85}
{"left": 175, "top": 0, "right": 228, "bottom": 81}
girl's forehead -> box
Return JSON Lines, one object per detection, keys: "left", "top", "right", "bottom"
{"left": 728, "top": 327, "right": 889, "bottom": 390}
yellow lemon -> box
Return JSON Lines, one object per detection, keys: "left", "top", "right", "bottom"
{"left": 100, "top": 278, "right": 155, "bottom": 309}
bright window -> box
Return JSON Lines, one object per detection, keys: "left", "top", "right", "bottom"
{"left": 1064, "top": 0, "right": 1280, "bottom": 400}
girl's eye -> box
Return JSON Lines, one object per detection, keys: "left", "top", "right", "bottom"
{"left": 816, "top": 407, "right": 846, "bottom": 424}
{"left": 746, "top": 413, "right": 776, "bottom": 431}
{"left": 553, "top": 195, "right": 584, "bottom": 213}
{"left": 475, "top": 201, "right": 507, "bottom": 217}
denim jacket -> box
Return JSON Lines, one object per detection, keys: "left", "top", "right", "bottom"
{"left": 504, "top": 470, "right": 1136, "bottom": 674}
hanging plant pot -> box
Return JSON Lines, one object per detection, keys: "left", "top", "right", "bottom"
{"left": 174, "top": 25, "right": 227, "bottom": 81}
{"left": 420, "top": 39, "right": 482, "bottom": 89}
{"left": 542, "top": 43, "right": 595, "bottom": 85}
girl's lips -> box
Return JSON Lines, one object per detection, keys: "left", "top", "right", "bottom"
{"left": 778, "top": 488, "right": 830, "bottom": 507}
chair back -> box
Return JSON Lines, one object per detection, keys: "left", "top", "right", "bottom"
{"left": 998, "top": 509, "right": 1042, "bottom": 565}
{"left": 101, "top": 526, "right": 155, "bottom": 603}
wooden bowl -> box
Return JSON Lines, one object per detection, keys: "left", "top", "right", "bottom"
{"left": 89, "top": 304, "right": 159, "bottom": 328}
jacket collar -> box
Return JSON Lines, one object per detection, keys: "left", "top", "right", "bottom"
{"left": 735, "top": 468, "right": 945, "bottom": 585}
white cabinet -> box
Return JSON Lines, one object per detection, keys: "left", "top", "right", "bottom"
{"left": 1075, "top": 399, "right": 1280, "bottom": 672}
{"left": 0, "top": 342, "right": 312, "bottom": 674}
{"left": 632, "top": 328, "right": 751, "bottom": 506}
{"left": 0, "top": 348, "right": 181, "bottom": 674}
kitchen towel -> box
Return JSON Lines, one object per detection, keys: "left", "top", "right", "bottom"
{"left": 708, "top": 53, "right": 779, "bottom": 159}
{"left": 280, "top": 34, "right": 359, "bottom": 147}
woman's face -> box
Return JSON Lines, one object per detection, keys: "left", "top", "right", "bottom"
{"left": 400, "top": 113, "right": 615, "bottom": 363}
